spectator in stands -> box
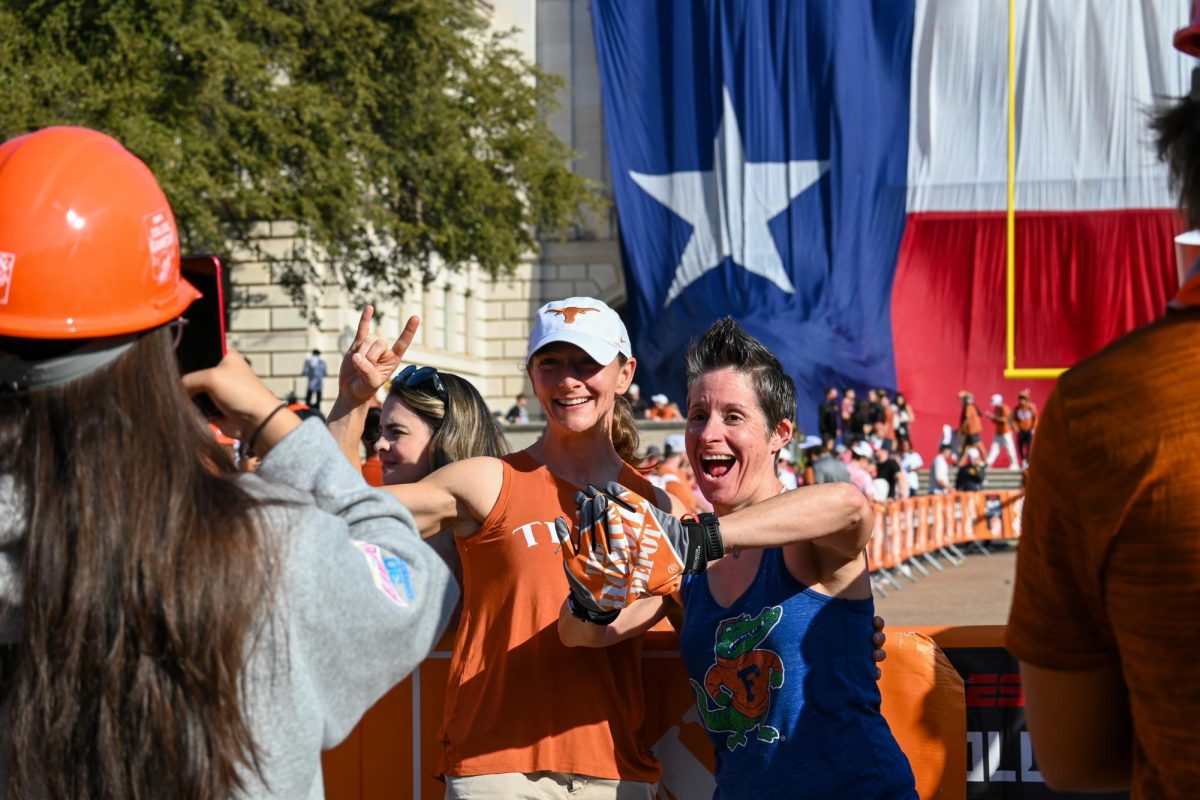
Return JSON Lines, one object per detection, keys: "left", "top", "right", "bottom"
{"left": 302, "top": 348, "right": 328, "bottom": 409}
{"left": 897, "top": 437, "right": 923, "bottom": 496}
{"left": 809, "top": 438, "right": 851, "bottom": 485}
{"left": 894, "top": 392, "right": 915, "bottom": 445}
{"left": 625, "top": 382, "right": 648, "bottom": 418}
{"left": 818, "top": 387, "right": 841, "bottom": 443}
{"left": 1013, "top": 389, "right": 1038, "bottom": 468}
{"left": 875, "top": 388, "right": 897, "bottom": 451}
{"left": 840, "top": 387, "right": 857, "bottom": 436}
{"left": 985, "top": 393, "right": 1019, "bottom": 468}
{"left": 850, "top": 396, "right": 874, "bottom": 442}
{"left": 647, "top": 392, "right": 683, "bottom": 420}
{"left": 796, "top": 435, "right": 821, "bottom": 486}
{"left": 653, "top": 434, "right": 701, "bottom": 512}
{"left": 954, "top": 445, "right": 985, "bottom": 492}
{"left": 847, "top": 441, "right": 877, "bottom": 497}
{"left": 957, "top": 390, "right": 982, "bottom": 455}
{"left": 504, "top": 392, "right": 530, "bottom": 424}
{"left": 874, "top": 446, "right": 905, "bottom": 500}
{"left": 929, "top": 443, "right": 952, "bottom": 495}
{"left": 1006, "top": 30, "right": 1200, "bottom": 793}
{"left": 640, "top": 443, "right": 663, "bottom": 469}
{"left": 776, "top": 446, "right": 799, "bottom": 490}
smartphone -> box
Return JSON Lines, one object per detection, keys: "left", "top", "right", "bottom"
{"left": 178, "top": 254, "right": 229, "bottom": 417}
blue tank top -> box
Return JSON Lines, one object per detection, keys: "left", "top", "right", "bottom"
{"left": 679, "top": 548, "right": 917, "bottom": 800}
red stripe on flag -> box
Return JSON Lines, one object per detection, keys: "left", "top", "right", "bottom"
{"left": 892, "top": 209, "right": 1179, "bottom": 459}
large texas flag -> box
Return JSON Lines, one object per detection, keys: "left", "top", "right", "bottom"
{"left": 592, "top": 0, "right": 1188, "bottom": 453}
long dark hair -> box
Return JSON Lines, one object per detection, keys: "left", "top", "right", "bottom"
{"left": 0, "top": 327, "right": 275, "bottom": 799}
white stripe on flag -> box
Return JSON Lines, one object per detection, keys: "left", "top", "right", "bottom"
{"left": 907, "top": 0, "right": 1189, "bottom": 213}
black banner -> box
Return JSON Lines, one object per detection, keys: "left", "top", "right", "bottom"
{"left": 942, "top": 646, "right": 1127, "bottom": 800}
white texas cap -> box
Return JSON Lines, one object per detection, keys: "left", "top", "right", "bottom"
{"left": 526, "top": 297, "right": 631, "bottom": 365}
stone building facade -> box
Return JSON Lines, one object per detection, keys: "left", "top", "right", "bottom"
{"left": 226, "top": 0, "right": 621, "bottom": 416}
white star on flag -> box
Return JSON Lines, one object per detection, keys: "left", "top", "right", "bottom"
{"left": 630, "top": 87, "right": 828, "bottom": 307}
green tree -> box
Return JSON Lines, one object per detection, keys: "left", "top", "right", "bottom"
{"left": 0, "top": 0, "right": 598, "bottom": 307}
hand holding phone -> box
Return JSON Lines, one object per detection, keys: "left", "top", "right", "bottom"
{"left": 176, "top": 254, "right": 228, "bottom": 417}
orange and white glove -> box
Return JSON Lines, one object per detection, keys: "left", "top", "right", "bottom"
{"left": 554, "top": 488, "right": 636, "bottom": 624}
{"left": 582, "top": 482, "right": 725, "bottom": 598}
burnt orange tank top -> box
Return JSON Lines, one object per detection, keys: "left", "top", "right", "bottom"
{"left": 436, "top": 451, "right": 661, "bottom": 782}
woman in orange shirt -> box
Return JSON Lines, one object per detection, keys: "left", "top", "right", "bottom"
{"left": 330, "top": 297, "right": 677, "bottom": 799}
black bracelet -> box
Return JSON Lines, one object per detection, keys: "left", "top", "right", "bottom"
{"left": 681, "top": 512, "right": 725, "bottom": 574}
{"left": 247, "top": 402, "right": 289, "bottom": 457}
{"left": 567, "top": 594, "right": 620, "bottom": 626}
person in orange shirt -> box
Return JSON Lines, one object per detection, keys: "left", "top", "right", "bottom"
{"left": 655, "top": 434, "right": 702, "bottom": 512}
{"left": 957, "top": 390, "right": 982, "bottom": 454}
{"left": 875, "top": 389, "right": 896, "bottom": 451}
{"left": 360, "top": 406, "right": 385, "bottom": 486}
{"left": 1012, "top": 389, "right": 1038, "bottom": 468}
{"left": 647, "top": 393, "right": 683, "bottom": 420}
{"left": 1006, "top": 15, "right": 1200, "bottom": 796}
{"left": 984, "top": 393, "right": 1019, "bottom": 468}
{"left": 329, "top": 297, "right": 677, "bottom": 799}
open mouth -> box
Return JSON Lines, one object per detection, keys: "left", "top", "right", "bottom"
{"left": 556, "top": 397, "right": 592, "bottom": 408}
{"left": 700, "top": 453, "right": 736, "bottom": 480}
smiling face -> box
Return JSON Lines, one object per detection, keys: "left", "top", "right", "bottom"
{"left": 527, "top": 342, "right": 635, "bottom": 437}
{"left": 685, "top": 368, "right": 793, "bottom": 515}
{"left": 376, "top": 395, "right": 436, "bottom": 485}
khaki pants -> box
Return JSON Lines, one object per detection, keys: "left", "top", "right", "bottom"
{"left": 445, "top": 771, "right": 657, "bottom": 800}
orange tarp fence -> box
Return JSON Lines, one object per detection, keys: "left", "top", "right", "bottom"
{"left": 323, "top": 625, "right": 989, "bottom": 800}
{"left": 869, "top": 491, "right": 1022, "bottom": 572}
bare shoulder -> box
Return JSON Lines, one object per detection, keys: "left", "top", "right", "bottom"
{"left": 427, "top": 456, "right": 506, "bottom": 518}
{"left": 386, "top": 456, "right": 506, "bottom": 534}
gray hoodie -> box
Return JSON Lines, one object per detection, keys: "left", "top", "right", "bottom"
{"left": 0, "top": 418, "right": 458, "bottom": 798}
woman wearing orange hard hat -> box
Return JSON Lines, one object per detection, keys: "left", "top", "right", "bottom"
{"left": 0, "top": 127, "right": 457, "bottom": 798}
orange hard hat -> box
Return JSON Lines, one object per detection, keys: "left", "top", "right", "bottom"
{"left": 0, "top": 126, "right": 199, "bottom": 339}
{"left": 1176, "top": 1, "right": 1200, "bottom": 56}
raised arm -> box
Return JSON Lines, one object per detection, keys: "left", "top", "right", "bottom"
{"left": 326, "top": 306, "right": 420, "bottom": 466}
{"left": 716, "top": 482, "right": 874, "bottom": 560}
{"left": 381, "top": 456, "right": 504, "bottom": 538}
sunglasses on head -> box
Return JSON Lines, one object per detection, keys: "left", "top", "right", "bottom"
{"left": 396, "top": 364, "right": 449, "bottom": 406}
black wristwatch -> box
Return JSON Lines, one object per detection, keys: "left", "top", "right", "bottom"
{"left": 681, "top": 512, "right": 725, "bottom": 573}
{"left": 567, "top": 594, "right": 620, "bottom": 626}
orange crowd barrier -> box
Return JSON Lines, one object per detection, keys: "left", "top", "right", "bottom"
{"left": 323, "top": 624, "right": 973, "bottom": 800}
{"left": 868, "top": 491, "right": 1022, "bottom": 577}
{"left": 323, "top": 624, "right": 1071, "bottom": 800}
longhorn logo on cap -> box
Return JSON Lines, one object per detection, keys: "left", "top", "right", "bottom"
{"left": 547, "top": 306, "right": 597, "bottom": 324}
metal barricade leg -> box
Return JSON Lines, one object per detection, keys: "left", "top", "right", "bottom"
{"left": 939, "top": 545, "right": 965, "bottom": 565}
{"left": 894, "top": 560, "right": 919, "bottom": 583}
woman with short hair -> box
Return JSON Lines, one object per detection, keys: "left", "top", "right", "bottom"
{"left": 557, "top": 318, "right": 915, "bottom": 799}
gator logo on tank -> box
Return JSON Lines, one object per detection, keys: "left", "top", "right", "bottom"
{"left": 691, "top": 605, "right": 785, "bottom": 751}
{"left": 0, "top": 252, "right": 13, "bottom": 304}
